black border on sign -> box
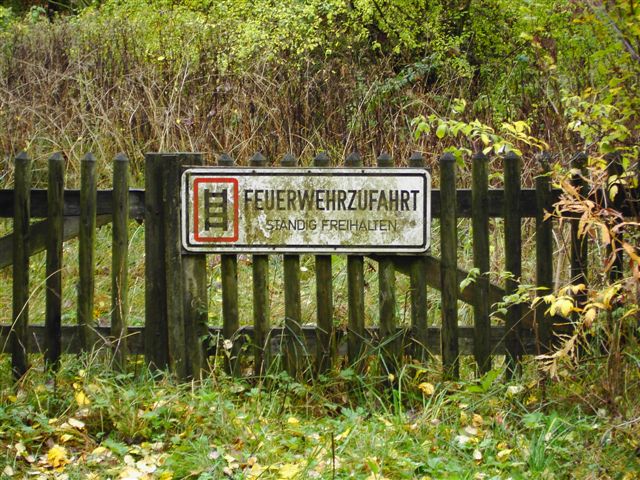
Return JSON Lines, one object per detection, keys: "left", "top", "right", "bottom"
{"left": 183, "top": 170, "right": 430, "bottom": 252}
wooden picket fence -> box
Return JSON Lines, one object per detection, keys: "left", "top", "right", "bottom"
{"left": 0, "top": 150, "right": 634, "bottom": 381}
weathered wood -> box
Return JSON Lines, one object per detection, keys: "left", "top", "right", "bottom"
{"left": 570, "top": 153, "right": 588, "bottom": 314}
{"left": 0, "top": 215, "right": 112, "bottom": 270}
{"left": 280, "top": 153, "right": 304, "bottom": 377}
{"left": 180, "top": 153, "right": 208, "bottom": 379}
{"left": 10, "top": 187, "right": 640, "bottom": 220}
{"left": 0, "top": 324, "right": 541, "bottom": 357}
{"left": 605, "top": 153, "right": 624, "bottom": 282}
{"left": 377, "top": 152, "right": 398, "bottom": 377}
{"left": 78, "top": 153, "right": 97, "bottom": 352}
{"left": 250, "top": 152, "right": 270, "bottom": 375}
{"left": 162, "top": 154, "right": 187, "bottom": 379}
{"left": 504, "top": 151, "right": 523, "bottom": 377}
{"left": 219, "top": 153, "right": 241, "bottom": 376}
{"left": 408, "top": 152, "right": 428, "bottom": 361}
{"left": 11, "top": 152, "right": 31, "bottom": 378}
{"left": 314, "top": 152, "right": 335, "bottom": 373}
{"left": 112, "top": 153, "right": 129, "bottom": 371}
{"left": 439, "top": 153, "right": 459, "bottom": 379}
{"left": 0, "top": 189, "right": 145, "bottom": 219}
{"left": 345, "top": 151, "right": 366, "bottom": 367}
{"left": 144, "top": 153, "right": 169, "bottom": 370}
{"left": 45, "top": 153, "right": 64, "bottom": 370}
{"left": 535, "top": 154, "right": 554, "bottom": 352}
{"left": 472, "top": 151, "right": 491, "bottom": 374}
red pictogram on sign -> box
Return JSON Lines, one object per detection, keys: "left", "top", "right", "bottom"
{"left": 193, "top": 177, "right": 239, "bottom": 242}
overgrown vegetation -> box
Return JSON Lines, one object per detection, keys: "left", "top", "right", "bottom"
{"left": 1, "top": 0, "right": 639, "bottom": 478}
{"left": 1, "top": 355, "right": 639, "bottom": 478}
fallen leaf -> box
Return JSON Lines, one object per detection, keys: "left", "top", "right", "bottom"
{"left": 418, "top": 382, "right": 435, "bottom": 396}
{"left": 67, "top": 418, "right": 85, "bottom": 430}
{"left": 278, "top": 462, "right": 302, "bottom": 479}
{"left": 46, "top": 445, "right": 69, "bottom": 469}
{"left": 497, "top": 448, "right": 512, "bottom": 461}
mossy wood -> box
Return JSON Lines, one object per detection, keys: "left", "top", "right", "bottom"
{"left": 3, "top": 149, "right": 634, "bottom": 383}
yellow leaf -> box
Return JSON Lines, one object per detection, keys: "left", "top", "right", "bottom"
{"left": 75, "top": 390, "right": 90, "bottom": 407}
{"left": 287, "top": 417, "right": 300, "bottom": 426}
{"left": 550, "top": 297, "right": 573, "bottom": 318}
{"left": 472, "top": 414, "right": 483, "bottom": 427}
{"left": 335, "top": 427, "right": 351, "bottom": 441}
{"left": 584, "top": 308, "right": 597, "bottom": 327}
{"left": 496, "top": 448, "right": 512, "bottom": 461}
{"left": 158, "top": 472, "right": 174, "bottom": 480}
{"left": 60, "top": 433, "right": 74, "bottom": 443}
{"left": 418, "top": 382, "right": 435, "bottom": 396}
{"left": 47, "top": 444, "right": 69, "bottom": 469}
{"left": 278, "top": 462, "right": 302, "bottom": 479}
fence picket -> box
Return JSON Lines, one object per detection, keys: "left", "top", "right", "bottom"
{"left": 250, "top": 152, "right": 270, "bottom": 376}
{"left": 570, "top": 152, "right": 588, "bottom": 315}
{"left": 472, "top": 151, "right": 491, "bottom": 374}
{"left": 535, "top": 153, "right": 554, "bottom": 352}
{"left": 314, "top": 152, "right": 335, "bottom": 373}
{"left": 45, "top": 153, "right": 64, "bottom": 369}
{"left": 144, "top": 153, "right": 169, "bottom": 369}
{"left": 439, "top": 153, "right": 459, "bottom": 379}
{"left": 219, "top": 153, "right": 241, "bottom": 376}
{"left": 345, "top": 151, "right": 366, "bottom": 368}
{"left": 11, "top": 152, "right": 31, "bottom": 378}
{"left": 504, "top": 151, "right": 523, "bottom": 377}
{"left": 606, "top": 152, "right": 624, "bottom": 282}
{"left": 281, "top": 153, "right": 304, "bottom": 377}
{"left": 376, "top": 152, "right": 398, "bottom": 378}
{"left": 112, "top": 153, "right": 129, "bottom": 371}
{"left": 180, "top": 153, "right": 208, "bottom": 379}
{"left": 162, "top": 154, "right": 187, "bottom": 379}
{"left": 78, "top": 153, "right": 97, "bottom": 352}
{"left": 408, "top": 152, "right": 428, "bottom": 362}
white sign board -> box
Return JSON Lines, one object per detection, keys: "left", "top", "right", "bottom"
{"left": 181, "top": 168, "right": 430, "bottom": 254}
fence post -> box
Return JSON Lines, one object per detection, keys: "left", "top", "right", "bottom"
{"left": 11, "top": 152, "right": 31, "bottom": 378}
{"left": 345, "top": 151, "right": 366, "bottom": 369}
{"left": 162, "top": 153, "right": 187, "bottom": 379}
{"left": 377, "top": 152, "right": 398, "bottom": 378}
{"left": 281, "top": 153, "right": 304, "bottom": 378}
{"left": 219, "top": 153, "right": 241, "bottom": 376}
{"left": 535, "top": 153, "right": 554, "bottom": 352}
{"left": 314, "top": 152, "right": 335, "bottom": 374}
{"left": 45, "top": 152, "right": 64, "bottom": 370}
{"left": 78, "top": 153, "right": 97, "bottom": 352}
{"left": 250, "top": 152, "right": 270, "bottom": 377}
{"left": 570, "top": 152, "right": 588, "bottom": 314}
{"left": 180, "top": 152, "right": 208, "bottom": 379}
{"left": 439, "top": 153, "right": 459, "bottom": 379}
{"left": 472, "top": 151, "right": 491, "bottom": 374}
{"left": 112, "top": 153, "right": 129, "bottom": 371}
{"left": 144, "top": 153, "right": 169, "bottom": 370}
{"left": 504, "top": 151, "right": 523, "bottom": 377}
{"left": 408, "top": 151, "right": 428, "bottom": 362}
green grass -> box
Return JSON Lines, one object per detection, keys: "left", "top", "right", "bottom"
{"left": 1, "top": 355, "right": 639, "bottom": 479}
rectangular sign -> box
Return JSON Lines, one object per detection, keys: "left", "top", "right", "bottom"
{"left": 181, "top": 168, "right": 431, "bottom": 254}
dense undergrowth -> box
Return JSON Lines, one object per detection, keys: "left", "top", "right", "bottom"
{"left": 1, "top": 355, "right": 639, "bottom": 479}
{"left": 0, "top": 0, "right": 637, "bottom": 176}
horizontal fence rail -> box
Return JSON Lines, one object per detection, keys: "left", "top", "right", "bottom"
{"left": 1, "top": 150, "right": 637, "bottom": 382}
